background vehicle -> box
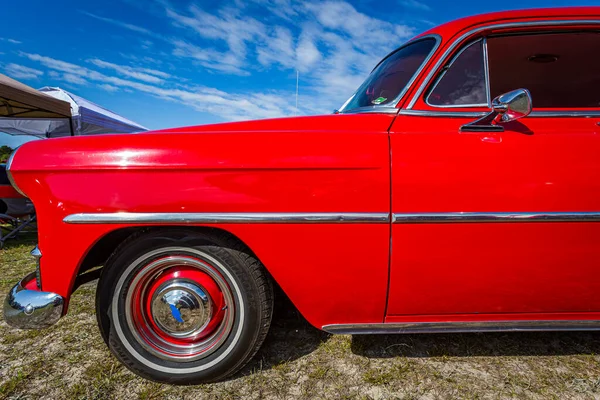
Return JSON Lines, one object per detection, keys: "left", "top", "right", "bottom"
{"left": 4, "top": 7, "right": 600, "bottom": 384}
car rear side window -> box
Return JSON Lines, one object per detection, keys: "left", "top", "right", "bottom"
{"left": 339, "top": 37, "right": 437, "bottom": 112}
{"left": 426, "top": 39, "right": 487, "bottom": 107}
{"left": 487, "top": 32, "right": 600, "bottom": 108}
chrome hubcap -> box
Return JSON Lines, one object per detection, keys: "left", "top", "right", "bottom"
{"left": 151, "top": 281, "right": 213, "bottom": 338}
{"left": 124, "top": 254, "right": 234, "bottom": 361}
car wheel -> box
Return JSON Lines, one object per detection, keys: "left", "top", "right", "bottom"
{"left": 95, "top": 229, "right": 273, "bottom": 384}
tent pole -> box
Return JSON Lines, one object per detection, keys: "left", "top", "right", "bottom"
{"left": 69, "top": 116, "right": 74, "bottom": 136}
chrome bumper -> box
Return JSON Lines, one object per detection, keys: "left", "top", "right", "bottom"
{"left": 3, "top": 272, "right": 64, "bottom": 329}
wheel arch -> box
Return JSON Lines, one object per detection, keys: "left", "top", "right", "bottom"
{"left": 71, "top": 225, "right": 276, "bottom": 295}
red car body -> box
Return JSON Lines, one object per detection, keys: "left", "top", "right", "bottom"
{"left": 4, "top": 6, "right": 600, "bottom": 382}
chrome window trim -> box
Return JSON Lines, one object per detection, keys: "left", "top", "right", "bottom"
{"left": 392, "top": 212, "right": 600, "bottom": 224}
{"left": 406, "top": 19, "right": 600, "bottom": 110}
{"left": 63, "top": 212, "right": 391, "bottom": 225}
{"left": 339, "top": 34, "right": 442, "bottom": 113}
{"left": 322, "top": 320, "right": 600, "bottom": 335}
{"left": 398, "top": 109, "right": 486, "bottom": 118}
{"left": 424, "top": 39, "right": 489, "bottom": 109}
{"left": 483, "top": 37, "right": 492, "bottom": 108}
{"left": 338, "top": 107, "right": 399, "bottom": 115}
{"left": 398, "top": 109, "right": 600, "bottom": 118}
{"left": 5, "top": 147, "right": 26, "bottom": 197}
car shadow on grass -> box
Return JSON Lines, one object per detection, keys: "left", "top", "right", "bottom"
{"left": 238, "top": 294, "right": 331, "bottom": 378}
{"left": 351, "top": 330, "right": 600, "bottom": 358}
{"left": 237, "top": 294, "right": 600, "bottom": 379}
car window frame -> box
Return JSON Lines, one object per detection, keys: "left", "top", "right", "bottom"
{"left": 338, "top": 34, "right": 442, "bottom": 114}
{"left": 403, "top": 19, "right": 600, "bottom": 118}
{"left": 424, "top": 38, "right": 491, "bottom": 109}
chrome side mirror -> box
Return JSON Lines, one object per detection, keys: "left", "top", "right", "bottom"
{"left": 492, "top": 89, "right": 532, "bottom": 123}
{"left": 461, "top": 89, "right": 532, "bottom": 132}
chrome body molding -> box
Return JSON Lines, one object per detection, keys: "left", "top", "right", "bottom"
{"left": 528, "top": 110, "right": 600, "bottom": 118}
{"left": 399, "top": 109, "right": 600, "bottom": 119}
{"left": 339, "top": 107, "right": 399, "bottom": 115}
{"left": 406, "top": 19, "right": 600, "bottom": 110}
{"left": 63, "top": 212, "right": 391, "bottom": 224}
{"left": 392, "top": 212, "right": 600, "bottom": 223}
{"left": 322, "top": 320, "right": 600, "bottom": 335}
{"left": 64, "top": 212, "right": 600, "bottom": 225}
{"left": 3, "top": 272, "right": 64, "bottom": 329}
{"left": 31, "top": 245, "right": 42, "bottom": 259}
{"left": 339, "top": 34, "right": 442, "bottom": 113}
{"left": 31, "top": 245, "right": 42, "bottom": 289}
{"left": 399, "top": 109, "right": 487, "bottom": 118}
{"left": 5, "top": 148, "right": 26, "bottom": 197}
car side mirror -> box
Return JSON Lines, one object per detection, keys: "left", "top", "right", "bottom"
{"left": 461, "top": 89, "right": 532, "bottom": 132}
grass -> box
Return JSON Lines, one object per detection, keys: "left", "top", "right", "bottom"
{"left": 2, "top": 235, "right": 600, "bottom": 399}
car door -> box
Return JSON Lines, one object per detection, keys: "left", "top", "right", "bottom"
{"left": 387, "top": 28, "right": 600, "bottom": 320}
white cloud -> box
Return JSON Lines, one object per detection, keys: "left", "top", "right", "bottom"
{"left": 55, "top": 1, "right": 421, "bottom": 119}
{"left": 257, "top": 27, "right": 295, "bottom": 68}
{"left": 20, "top": 52, "right": 296, "bottom": 121}
{"left": 292, "top": 2, "right": 415, "bottom": 103}
{"left": 0, "top": 37, "right": 22, "bottom": 45}
{"left": 162, "top": 1, "right": 416, "bottom": 107}
{"left": 400, "top": 0, "right": 431, "bottom": 11}
{"left": 245, "top": 0, "right": 299, "bottom": 21}
{"left": 165, "top": 4, "right": 270, "bottom": 75}
{"left": 4, "top": 63, "right": 43, "bottom": 80}
{"left": 140, "top": 39, "right": 154, "bottom": 50}
{"left": 304, "top": 1, "right": 414, "bottom": 47}
{"left": 119, "top": 53, "right": 164, "bottom": 66}
{"left": 170, "top": 40, "right": 249, "bottom": 76}
{"left": 80, "top": 11, "right": 157, "bottom": 37}
{"left": 167, "top": 5, "right": 265, "bottom": 55}
{"left": 296, "top": 26, "right": 321, "bottom": 72}
{"left": 62, "top": 73, "right": 88, "bottom": 85}
{"left": 98, "top": 84, "right": 120, "bottom": 92}
{"left": 88, "top": 59, "right": 166, "bottom": 84}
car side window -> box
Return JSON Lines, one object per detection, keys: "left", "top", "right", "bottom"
{"left": 426, "top": 39, "right": 487, "bottom": 107}
{"left": 487, "top": 32, "right": 600, "bottom": 108}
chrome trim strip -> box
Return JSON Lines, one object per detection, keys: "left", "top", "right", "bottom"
{"left": 398, "top": 109, "right": 486, "bottom": 118}
{"left": 483, "top": 37, "right": 492, "bottom": 108}
{"left": 31, "top": 245, "right": 42, "bottom": 259}
{"left": 392, "top": 212, "right": 600, "bottom": 223}
{"left": 322, "top": 320, "right": 600, "bottom": 335}
{"left": 5, "top": 148, "right": 26, "bottom": 197}
{"left": 406, "top": 19, "right": 600, "bottom": 110}
{"left": 31, "top": 245, "right": 42, "bottom": 289}
{"left": 63, "top": 212, "right": 391, "bottom": 224}
{"left": 528, "top": 110, "right": 600, "bottom": 118}
{"left": 339, "top": 34, "right": 442, "bottom": 113}
{"left": 339, "top": 107, "right": 399, "bottom": 115}
{"left": 424, "top": 39, "right": 489, "bottom": 109}
{"left": 398, "top": 110, "right": 600, "bottom": 119}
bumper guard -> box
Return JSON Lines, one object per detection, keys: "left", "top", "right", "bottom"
{"left": 3, "top": 272, "right": 64, "bottom": 329}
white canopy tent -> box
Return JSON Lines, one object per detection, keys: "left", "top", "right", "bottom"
{"left": 0, "top": 86, "right": 147, "bottom": 137}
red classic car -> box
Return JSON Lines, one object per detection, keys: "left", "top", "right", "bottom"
{"left": 4, "top": 7, "right": 600, "bottom": 384}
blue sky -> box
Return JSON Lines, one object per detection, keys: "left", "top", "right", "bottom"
{"left": 1, "top": 0, "right": 597, "bottom": 147}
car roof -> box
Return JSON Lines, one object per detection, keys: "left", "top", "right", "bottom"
{"left": 420, "top": 7, "right": 600, "bottom": 40}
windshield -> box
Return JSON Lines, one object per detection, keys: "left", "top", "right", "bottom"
{"left": 339, "top": 37, "right": 437, "bottom": 112}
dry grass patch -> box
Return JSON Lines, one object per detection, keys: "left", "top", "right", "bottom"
{"left": 2, "top": 235, "right": 600, "bottom": 399}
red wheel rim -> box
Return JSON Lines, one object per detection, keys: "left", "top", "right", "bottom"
{"left": 125, "top": 254, "right": 235, "bottom": 361}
